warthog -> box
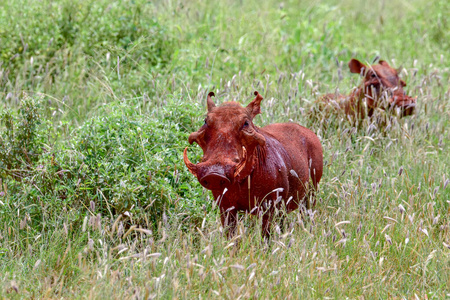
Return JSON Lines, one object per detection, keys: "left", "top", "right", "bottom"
{"left": 319, "top": 58, "right": 416, "bottom": 120}
{"left": 184, "top": 91, "right": 323, "bottom": 238}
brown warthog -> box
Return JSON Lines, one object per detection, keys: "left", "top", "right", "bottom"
{"left": 184, "top": 91, "right": 323, "bottom": 238}
{"left": 319, "top": 58, "right": 416, "bottom": 120}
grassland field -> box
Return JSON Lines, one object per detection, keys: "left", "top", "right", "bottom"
{"left": 0, "top": 0, "right": 449, "bottom": 298}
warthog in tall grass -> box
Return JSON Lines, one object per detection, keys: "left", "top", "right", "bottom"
{"left": 318, "top": 58, "right": 416, "bottom": 121}
{"left": 184, "top": 91, "right": 323, "bottom": 238}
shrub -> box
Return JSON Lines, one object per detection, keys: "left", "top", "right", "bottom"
{"left": 0, "top": 94, "right": 208, "bottom": 231}
{"left": 0, "top": 94, "right": 48, "bottom": 179}
{"left": 69, "top": 98, "right": 206, "bottom": 225}
{"left": 0, "top": 0, "right": 174, "bottom": 83}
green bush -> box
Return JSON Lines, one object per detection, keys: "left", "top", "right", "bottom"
{"left": 69, "top": 98, "right": 206, "bottom": 225}
{"left": 0, "top": 94, "right": 48, "bottom": 178}
{"left": 0, "top": 0, "right": 173, "bottom": 81}
{"left": 0, "top": 94, "right": 208, "bottom": 231}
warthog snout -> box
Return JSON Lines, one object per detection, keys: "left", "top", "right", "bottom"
{"left": 390, "top": 92, "right": 417, "bottom": 117}
{"left": 197, "top": 164, "right": 233, "bottom": 190}
{"left": 200, "top": 172, "right": 230, "bottom": 189}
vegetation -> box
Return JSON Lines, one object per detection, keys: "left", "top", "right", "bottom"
{"left": 0, "top": 0, "right": 449, "bottom": 298}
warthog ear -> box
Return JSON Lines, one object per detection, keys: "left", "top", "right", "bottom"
{"left": 246, "top": 91, "right": 263, "bottom": 119}
{"left": 207, "top": 92, "right": 216, "bottom": 111}
{"left": 378, "top": 60, "right": 391, "bottom": 67}
{"left": 349, "top": 58, "right": 367, "bottom": 75}
{"left": 400, "top": 79, "right": 407, "bottom": 87}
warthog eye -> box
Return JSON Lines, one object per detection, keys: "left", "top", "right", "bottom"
{"left": 204, "top": 118, "right": 207, "bottom": 125}
{"left": 243, "top": 120, "right": 249, "bottom": 128}
{"left": 371, "top": 73, "right": 377, "bottom": 78}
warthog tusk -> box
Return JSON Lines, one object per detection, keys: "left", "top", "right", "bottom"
{"left": 183, "top": 147, "right": 198, "bottom": 176}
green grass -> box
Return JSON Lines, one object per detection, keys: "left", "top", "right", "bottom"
{"left": 0, "top": 0, "right": 449, "bottom": 298}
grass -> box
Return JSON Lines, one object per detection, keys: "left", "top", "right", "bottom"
{"left": 0, "top": 0, "right": 449, "bottom": 298}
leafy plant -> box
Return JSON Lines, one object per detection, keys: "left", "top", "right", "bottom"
{"left": 0, "top": 94, "right": 208, "bottom": 232}
{"left": 69, "top": 98, "right": 206, "bottom": 225}
{"left": 0, "top": 94, "right": 48, "bottom": 179}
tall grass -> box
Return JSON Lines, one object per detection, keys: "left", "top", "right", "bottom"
{"left": 0, "top": 0, "right": 449, "bottom": 298}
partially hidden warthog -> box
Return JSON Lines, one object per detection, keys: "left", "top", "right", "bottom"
{"left": 318, "top": 58, "right": 416, "bottom": 121}
{"left": 184, "top": 91, "right": 323, "bottom": 238}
